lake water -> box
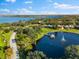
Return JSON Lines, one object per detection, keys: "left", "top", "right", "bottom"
{"left": 0, "top": 17, "right": 34, "bottom": 23}
{"left": 0, "top": 15, "right": 62, "bottom": 23}
{"left": 35, "top": 32, "right": 79, "bottom": 58}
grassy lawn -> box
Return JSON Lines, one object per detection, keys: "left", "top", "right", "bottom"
{"left": 35, "top": 28, "right": 53, "bottom": 41}
{"left": 0, "top": 31, "right": 12, "bottom": 59}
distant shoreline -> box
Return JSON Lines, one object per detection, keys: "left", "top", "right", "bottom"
{"left": 0, "top": 14, "right": 79, "bottom": 17}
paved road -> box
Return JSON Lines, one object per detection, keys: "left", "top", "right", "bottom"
{"left": 10, "top": 32, "right": 19, "bottom": 59}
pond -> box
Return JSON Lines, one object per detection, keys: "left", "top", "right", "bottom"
{"left": 35, "top": 32, "right": 79, "bottom": 58}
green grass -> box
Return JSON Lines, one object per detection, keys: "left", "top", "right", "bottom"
{"left": 3, "top": 31, "right": 12, "bottom": 46}
{"left": 0, "top": 31, "right": 12, "bottom": 59}
{"left": 35, "top": 28, "right": 53, "bottom": 41}
{"left": 0, "top": 49, "right": 5, "bottom": 59}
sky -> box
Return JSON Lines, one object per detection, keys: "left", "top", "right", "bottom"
{"left": 0, "top": 0, "right": 79, "bottom": 15}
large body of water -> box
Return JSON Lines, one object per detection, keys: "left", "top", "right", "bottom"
{"left": 0, "top": 15, "right": 62, "bottom": 23}
{"left": 35, "top": 32, "right": 79, "bottom": 58}
{"left": 0, "top": 17, "right": 34, "bottom": 23}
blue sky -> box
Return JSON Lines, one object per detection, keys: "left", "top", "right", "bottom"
{"left": 0, "top": 0, "right": 79, "bottom": 15}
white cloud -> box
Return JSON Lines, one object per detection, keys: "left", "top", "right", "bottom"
{"left": 0, "top": 8, "right": 32, "bottom": 15}
{"left": 54, "top": 2, "right": 79, "bottom": 9}
{"left": 10, "top": 8, "right": 57, "bottom": 15}
{"left": 0, "top": 8, "right": 57, "bottom": 15}
{"left": 24, "top": 1, "right": 32, "bottom": 4}
{"left": 0, "top": 8, "right": 36, "bottom": 15}
{"left": 0, "top": 8, "right": 58, "bottom": 15}
{"left": 6, "top": 0, "right": 16, "bottom": 3}
{"left": 37, "top": 11, "right": 57, "bottom": 15}
{"left": 14, "top": 8, "right": 35, "bottom": 15}
{"left": 0, "top": 9, "right": 10, "bottom": 12}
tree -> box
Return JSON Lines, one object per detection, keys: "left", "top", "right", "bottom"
{"left": 26, "top": 51, "right": 48, "bottom": 59}
{"left": 64, "top": 45, "right": 79, "bottom": 59}
{"left": 32, "top": 26, "right": 42, "bottom": 34}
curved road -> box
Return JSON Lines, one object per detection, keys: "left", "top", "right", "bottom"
{"left": 10, "top": 32, "right": 19, "bottom": 59}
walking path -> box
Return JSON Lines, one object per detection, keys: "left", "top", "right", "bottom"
{"left": 9, "top": 32, "right": 19, "bottom": 59}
